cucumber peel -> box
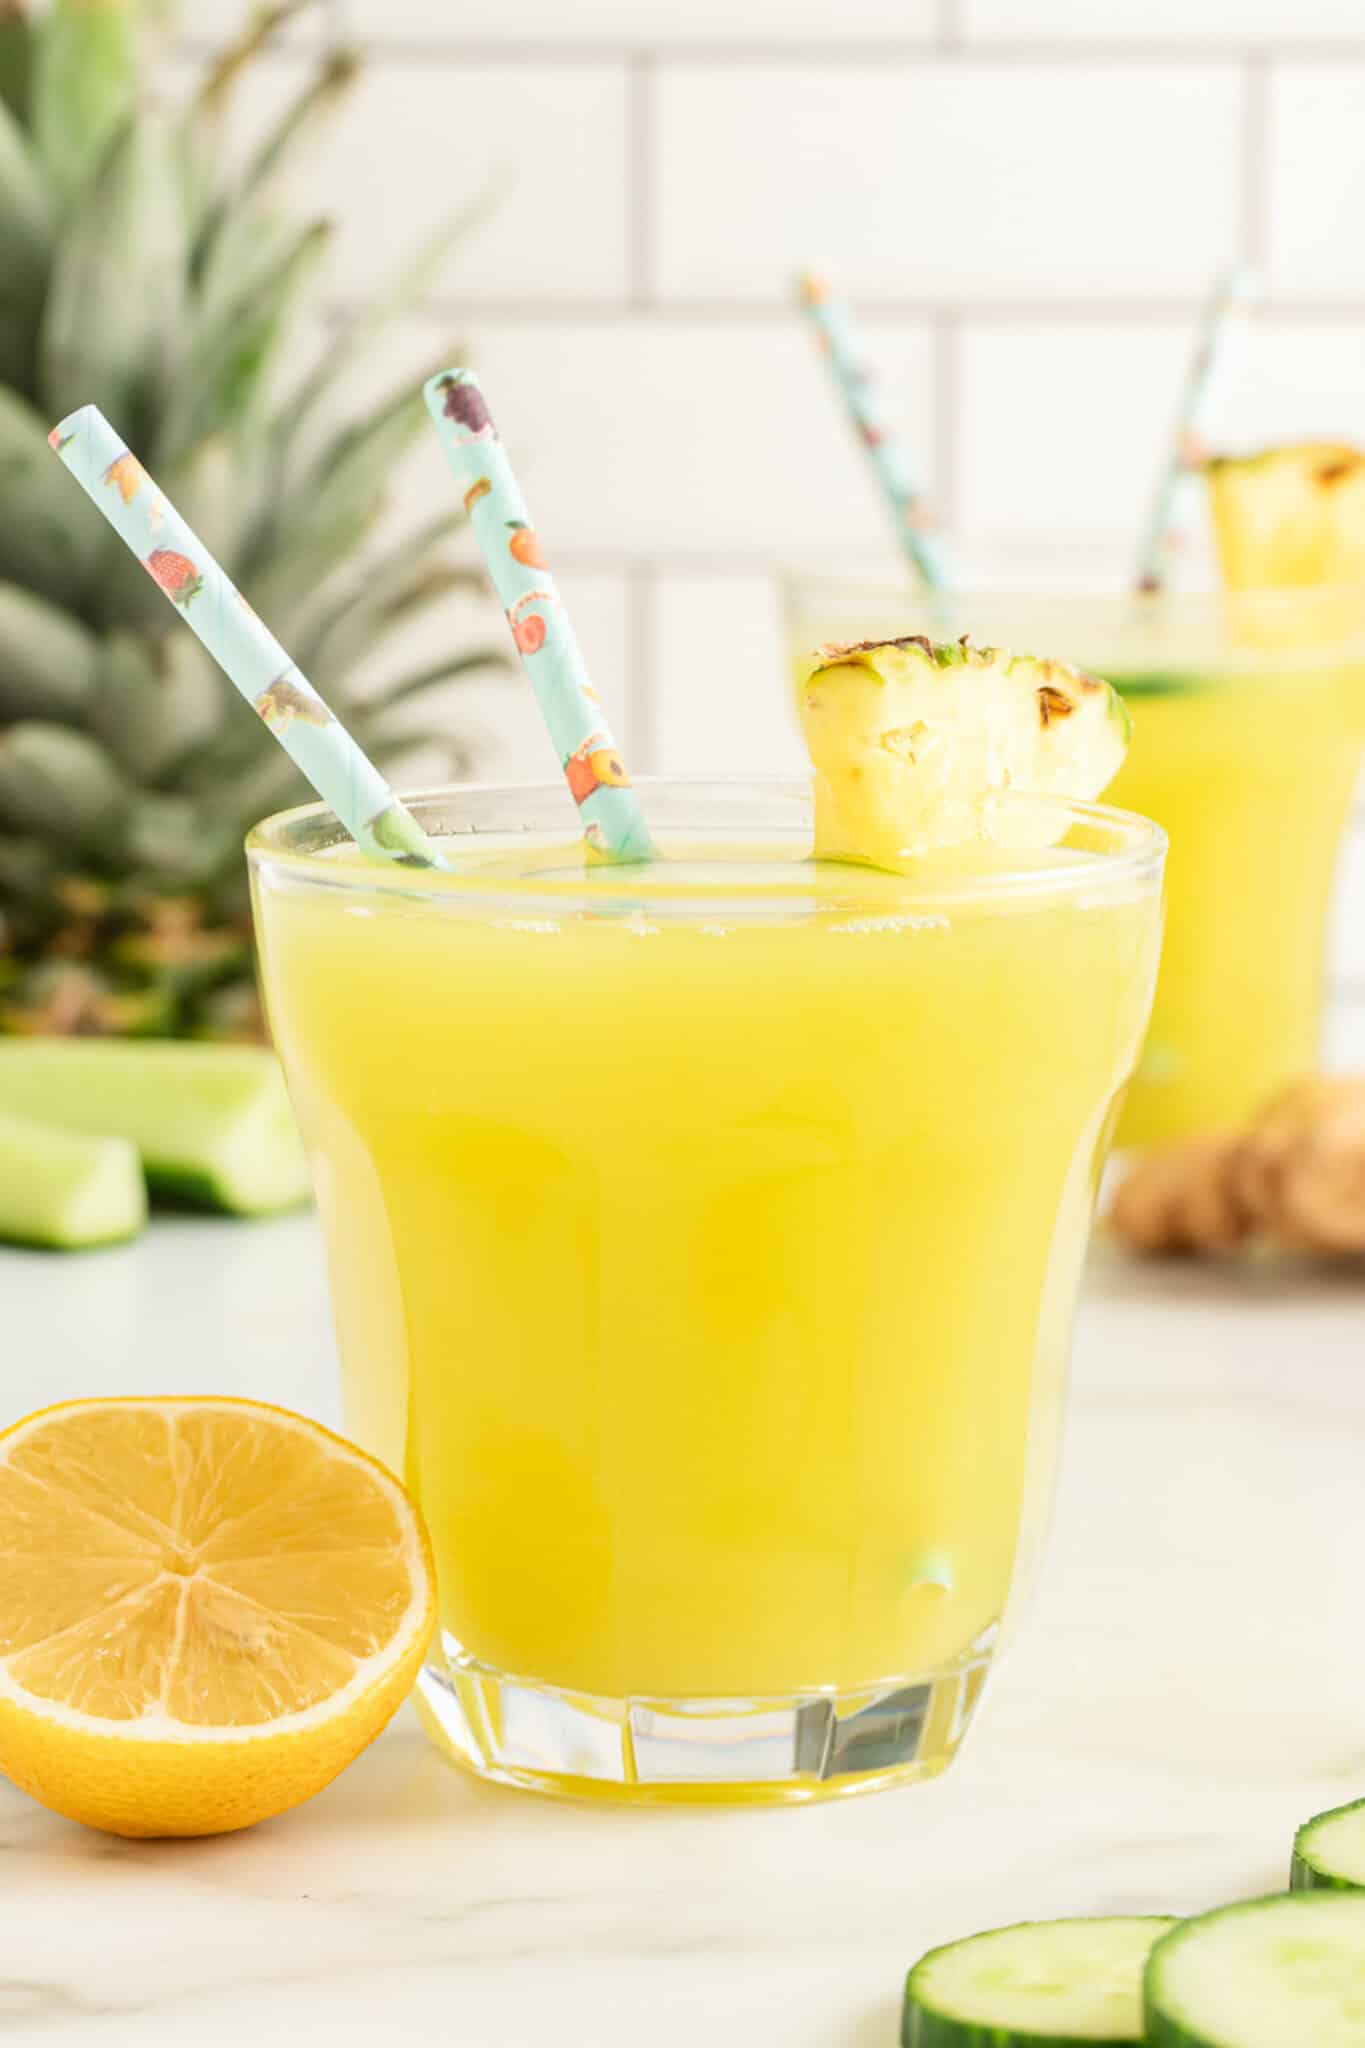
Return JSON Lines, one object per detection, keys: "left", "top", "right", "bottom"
{"left": 0, "top": 1108, "right": 145, "bottom": 1249}
{"left": 0, "top": 1041, "right": 309, "bottom": 1217}
{"left": 1144, "top": 1891, "right": 1365, "bottom": 2046}
{"left": 1293, "top": 1797, "right": 1365, "bottom": 1893}
{"left": 1109, "top": 671, "right": 1203, "bottom": 699}
{"left": 904, "top": 1915, "right": 1176, "bottom": 2046}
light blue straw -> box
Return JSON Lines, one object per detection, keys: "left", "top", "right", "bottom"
{"left": 797, "top": 273, "right": 952, "bottom": 593}
{"left": 1134, "top": 268, "right": 1257, "bottom": 596}
{"left": 424, "top": 369, "right": 654, "bottom": 863}
{"left": 50, "top": 404, "right": 441, "bottom": 866}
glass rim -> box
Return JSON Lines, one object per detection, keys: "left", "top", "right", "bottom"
{"left": 779, "top": 565, "right": 1365, "bottom": 665}
{"left": 247, "top": 776, "right": 1167, "bottom": 915}
{"left": 779, "top": 562, "right": 1365, "bottom": 609}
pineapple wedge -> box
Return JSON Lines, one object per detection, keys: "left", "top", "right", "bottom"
{"left": 799, "top": 635, "right": 1131, "bottom": 871}
{"left": 1208, "top": 443, "right": 1365, "bottom": 589}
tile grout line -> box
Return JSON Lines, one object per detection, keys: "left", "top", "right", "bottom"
{"left": 626, "top": 52, "right": 656, "bottom": 310}
{"left": 1238, "top": 51, "right": 1272, "bottom": 274}
{"left": 383, "top": 295, "right": 1365, "bottom": 326}
{"left": 175, "top": 36, "right": 1365, "bottom": 64}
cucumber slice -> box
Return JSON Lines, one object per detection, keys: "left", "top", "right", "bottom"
{"left": 1145, "top": 1891, "right": 1365, "bottom": 2046}
{"left": 1293, "top": 1798, "right": 1365, "bottom": 1892}
{"left": 0, "top": 1109, "right": 145, "bottom": 1249}
{"left": 0, "top": 1041, "right": 309, "bottom": 1216}
{"left": 904, "top": 1915, "right": 1177, "bottom": 2045}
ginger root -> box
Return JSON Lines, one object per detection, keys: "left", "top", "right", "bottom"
{"left": 1109, "top": 1075, "right": 1365, "bottom": 1258}
{"left": 1108, "top": 1132, "right": 1253, "bottom": 1256}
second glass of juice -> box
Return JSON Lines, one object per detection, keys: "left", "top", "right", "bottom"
{"left": 251, "top": 780, "right": 1163, "bottom": 1803}
{"left": 788, "top": 575, "right": 1365, "bottom": 1146}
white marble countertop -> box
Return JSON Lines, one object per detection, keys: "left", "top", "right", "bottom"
{"left": 2, "top": 1216, "right": 1363, "bottom": 2046}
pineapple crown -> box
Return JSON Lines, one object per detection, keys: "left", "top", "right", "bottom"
{"left": 0, "top": 0, "right": 505, "bottom": 1036}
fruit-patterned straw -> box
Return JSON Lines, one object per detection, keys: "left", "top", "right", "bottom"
{"left": 1134, "top": 268, "right": 1256, "bottom": 597}
{"left": 423, "top": 369, "right": 654, "bottom": 862}
{"left": 49, "top": 405, "right": 442, "bottom": 867}
{"left": 796, "top": 273, "right": 952, "bottom": 593}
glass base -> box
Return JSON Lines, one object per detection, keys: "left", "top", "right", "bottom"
{"left": 415, "top": 1629, "right": 996, "bottom": 1806}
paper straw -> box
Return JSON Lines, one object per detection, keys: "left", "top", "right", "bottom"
{"left": 1134, "top": 268, "right": 1256, "bottom": 597}
{"left": 423, "top": 369, "right": 654, "bottom": 863}
{"left": 796, "top": 273, "right": 951, "bottom": 593}
{"left": 49, "top": 405, "right": 441, "bottom": 867}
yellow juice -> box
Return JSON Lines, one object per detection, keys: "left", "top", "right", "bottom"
{"left": 251, "top": 786, "right": 1162, "bottom": 1798}
{"left": 1108, "top": 662, "right": 1363, "bottom": 1144}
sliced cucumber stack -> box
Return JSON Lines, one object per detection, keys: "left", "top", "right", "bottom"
{"left": 0, "top": 1041, "right": 309, "bottom": 1217}
{"left": 1293, "top": 1797, "right": 1365, "bottom": 1892}
{"left": 903, "top": 1915, "right": 1176, "bottom": 2046}
{"left": 0, "top": 1108, "right": 145, "bottom": 1250}
{"left": 1144, "top": 1892, "right": 1365, "bottom": 2046}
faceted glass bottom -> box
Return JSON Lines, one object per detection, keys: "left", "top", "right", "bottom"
{"left": 415, "top": 1629, "right": 997, "bottom": 1806}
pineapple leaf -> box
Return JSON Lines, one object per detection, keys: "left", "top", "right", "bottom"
{"left": 280, "top": 187, "right": 497, "bottom": 458}
{"left": 235, "top": 42, "right": 359, "bottom": 208}
{"left": 158, "top": 217, "right": 330, "bottom": 460}
{"left": 194, "top": 193, "right": 305, "bottom": 327}
{"left": 0, "top": 3, "right": 33, "bottom": 128}
{"left": 190, "top": 0, "right": 316, "bottom": 133}
{"left": 124, "top": 790, "right": 238, "bottom": 883}
{"left": 216, "top": 742, "right": 307, "bottom": 839}
{"left": 0, "top": 88, "right": 50, "bottom": 250}
{"left": 196, "top": 42, "right": 357, "bottom": 275}
{"left": 31, "top": 0, "right": 139, "bottom": 213}
{"left": 0, "top": 90, "right": 52, "bottom": 384}
{"left": 89, "top": 628, "right": 225, "bottom": 785}
{"left": 355, "top": 650, "right": 506, "bottom": 719}
{"left": 0, "top": 384, "right": 104, "bottom": 602}
{"left": 363, "top": 728, "right": 475, "bottom": 781}
{"left": 180, "top": 1, "right": 318, "bottom": 238}
{"left": 39, "top": 105, "right": 188, "bottom": 432}
{"left": 0, "top": 719, "right": 131, "bottom": 852}
{"left": 0, "top": 580, "right": 98, "bottom": 720}
{"left": 243, "top": 372, "right": 436, "bottom": 630}
{"left": 158, "top": 429, "right": 257, "bottom": 568}
{"left": 293, "top": 510, "right": 476, "bottom": 681}
{"left": 0, "top": 832, "right": 57, "bottom": 912}
{"left": 245, "top": 360, "right": 474, "bottom": 626}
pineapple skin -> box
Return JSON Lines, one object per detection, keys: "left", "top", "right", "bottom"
{"left": 0, "top": 2, "right": 501, "bottom": 1039}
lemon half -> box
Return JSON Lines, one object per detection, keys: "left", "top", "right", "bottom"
{"left": 0, "top": 1396, "right": 435, "bottom": 1837}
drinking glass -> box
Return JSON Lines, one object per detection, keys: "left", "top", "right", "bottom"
{"left": 251, "top": 779, "right": 1163, "bottom": 1802}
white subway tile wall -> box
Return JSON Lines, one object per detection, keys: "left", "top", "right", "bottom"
{"left": 653, "top": 64, "right": 1244, "bottom": 304}
{"left": 181, "top": 0, "right": 1365, "bottom": 1043}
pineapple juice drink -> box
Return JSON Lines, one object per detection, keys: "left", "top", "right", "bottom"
{"left": 1105, "top": 651, "right": 1361, "bottom": 1142}
{"left": 787, "top": 579, "right": 1365, "bottom": 1146}
{"left": 252, "top": 773, "right": 1163, "bottom": 1802}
